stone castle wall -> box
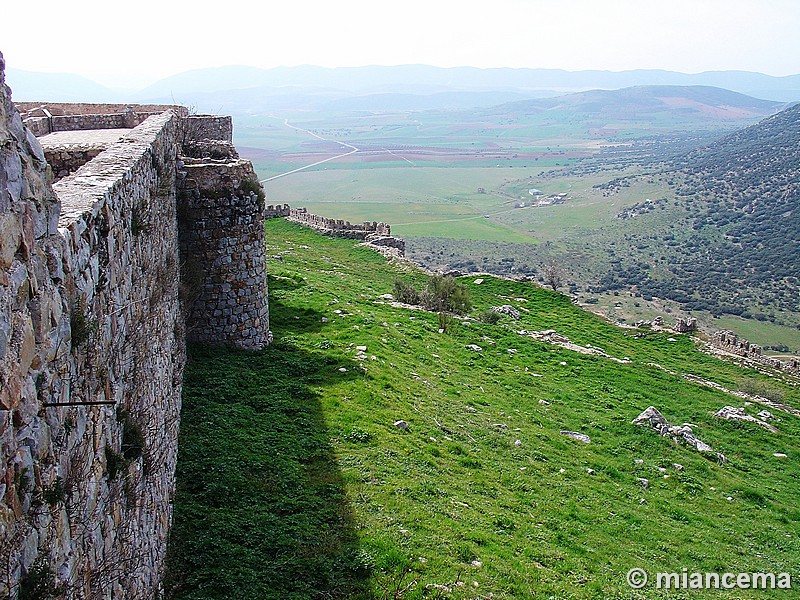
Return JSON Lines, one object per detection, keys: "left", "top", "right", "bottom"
{"left": 178, "top": 155, "right": 270, "bottom": 349}
{"left": 269, "top": 205, "right": 405, "bottom": 256}
{"left": 286, "top": 207, "right": 392, "bottom": 239}
{"left": 15, "top": 102, "right": 187, "bottom": 137}
{"left": 711, "top": 330, "right": 800, "bottom": 376}
{"left": 44, "top": 146, "right": 105, "bottom": 182}
{"left": 0, "top": 51, "right": 269, "bottom": 599}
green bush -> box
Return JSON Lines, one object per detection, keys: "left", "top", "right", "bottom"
{"left": 393, "top": 279, "right": 421, "bottom": 305}
{"left": 478, "top": 309, "right": 501, "bottom": 324}
{"left": 424, "top": 276, "right": 472, "bottom": 314}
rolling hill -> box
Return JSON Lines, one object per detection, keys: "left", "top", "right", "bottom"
{"left": 164, "top": 219, "right": 800, "bottom": 599}
{"left": 596, "top": 102, "right": 800, "bottom": 321}
{"left": 487, "top": 85, "right": 784, "bottom": 120}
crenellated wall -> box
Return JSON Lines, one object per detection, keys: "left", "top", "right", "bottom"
{"left": 711, "top": 330, "right": 799, "bottom": 376}
{"left": 0, "top": 51, "right": 270, "bottom": 599}
{"left": 286, "top": 207, "right": 392, "bottom": 239}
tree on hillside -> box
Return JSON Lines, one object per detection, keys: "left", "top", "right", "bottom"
{"left": 542, "top": 260, "right": 565, "bottom": 292}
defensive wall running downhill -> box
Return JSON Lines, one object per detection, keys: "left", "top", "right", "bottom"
{"left": 710, "top": 330, "right": 800, "bottom": 376}
{"left": 265, "top": 204, "right": 406, "bottom": 257}
{"left": 0, "top": 50, "right": 269, "bottom": 599}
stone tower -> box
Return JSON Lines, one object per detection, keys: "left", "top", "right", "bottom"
{"left": 177, "top": 117, "right": 271, "bottom": 350}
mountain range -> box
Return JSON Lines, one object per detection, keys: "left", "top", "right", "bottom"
{"left": 6, "top": 64, "right": 800, "bottom": 114}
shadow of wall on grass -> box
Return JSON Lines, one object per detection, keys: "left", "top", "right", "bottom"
{"left": 163, "top": 340, "right": 374, "bottom": 600}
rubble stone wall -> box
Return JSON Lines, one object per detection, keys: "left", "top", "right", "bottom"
{"left": 711, "top": 330, "right": 800, "bottom": 376}
{"left": 43, "top": 147, "right": 105, "bottom": 182}
{"left": 1, "top": 55, "right": 269, "bottom": 599}
{"left": 178, "top": 152, "right": 270, "bottom": 349}
{"left": 287, "top": 207, "right": 392, "bottom": 239}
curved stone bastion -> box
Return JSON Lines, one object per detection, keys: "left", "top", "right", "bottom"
{"left": 0, "top": 49, "right": 269, "bottom": 599}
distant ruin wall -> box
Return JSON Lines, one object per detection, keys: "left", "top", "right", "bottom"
{"left": 711, "top": 330, "right": 799, "bottom": 376}
{"left": 286, "top": 207, "right": 392, "bottom": 239}
{"left": 265, "top": 203, "right": 291, "bottom": 219}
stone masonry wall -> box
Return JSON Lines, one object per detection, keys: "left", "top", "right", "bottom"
{"left": 44, "top": 147, "right": 105, "bottom": 182}
{"left": 0, "top": 54, "right": 185, "bottom": 597}
{"left": 1, "top": 55, "right": 270, "bottom": 597}
{"left": 264, "top": 203, "right": 291, "bottom": 219}
{"left": 178, "top": 152, "right": 270, "bottom": 350}
{"left": 181, "top": 115, "right": 232, "bottom": 144}
{"left": 15, "top": 103, "right": 188, "bottom": 137}
{"left": 711, "top": 330, "right": 800, "bottom": 376}
{"left": 287, "top": 207, "right": 391, "bottom": 239}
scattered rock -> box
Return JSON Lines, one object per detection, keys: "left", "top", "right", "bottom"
{"left": 466, "top": 344, "right": 483, "bottom": 352}
{"left": 380, "top": 293, "right": 395, "bottom": 300}
{"left": 560, "top": 430, "right": 591, "bottom": 444}
{"left": 514, "top": 439, "right": 522, "bottom": 447}
{"left": 471, "top": 560, "right": 482, "bottom": 567}
{"left": 394, "top": 420, "right": 409, "bottom": 430}
{"left": 559, "top": 361, "right": 567, "bottom": 366}
{"left": 673, "top": 463, "right": 684, "bottom": 471}
{"left": 356, "top": 345, "right": 367, "bottom": 351}
{"left": 338, "top": 367, "right": 348, "bottom": 372}
{"left": 474, "top": 278, "right": 484, "bottom": 284}
{"left": 653, "top": 316, "right": 664, "bottom": 326}
{"left": 491, "top": 305, "right": 520, "bottom": 319}
{"left": 321, "top": 317, "right": 329, "bottom": 323}
{"left": 714, "top": 406, "right": 778, "bottom": 433}
{"left": 538, "top": 399, "right": 550, "bottom": 406}
{"left": 507, "top": 348, "right": 517, "bottom": 354}
{"left": 634, "top": 459, "right": 644, "bottom": 465}
{"left": 774, "top": 453, "right": 788, "bottom": 458}
{"left": 493, "top": 423, "right": 509, "bottom": 429}
{"left": 633, "top": 406, "right": 724, "bottom": 461}
{"left": 757, "top": 410, "right": 775, "bottom": 420}
{"left": 636, "top": 477, "right": 649, "bottom": 488}
{"left": 586, "top": 468, "right": 596, "bottom": 475}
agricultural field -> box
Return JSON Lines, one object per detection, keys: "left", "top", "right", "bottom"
{"left": 235, "top": 101, "right": 800, "bottom": 352}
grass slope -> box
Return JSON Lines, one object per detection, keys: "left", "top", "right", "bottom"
{"left": 165, "top": 220, "right": 800, "bottom": 599}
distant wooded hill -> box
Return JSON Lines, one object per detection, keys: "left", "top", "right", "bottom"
{"left": 602, "top": 103, "right": 800, "bottom": 320}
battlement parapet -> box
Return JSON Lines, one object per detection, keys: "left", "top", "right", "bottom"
{"left": 286, "top": 207, "right": 392, "bottom": 239}
{"left": 711, "top": 330, "right": 799, "bottom": 376}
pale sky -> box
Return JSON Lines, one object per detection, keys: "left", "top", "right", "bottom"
{"left": 2, "top": 0, "right": 799, "bottom": 88}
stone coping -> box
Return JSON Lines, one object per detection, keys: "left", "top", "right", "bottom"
{"left": 53, "top": 111, "right": 175, "bottom": 228}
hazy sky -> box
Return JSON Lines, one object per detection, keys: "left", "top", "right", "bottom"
{"left": 3, "top": 0, "right": 799, "bottom": 88}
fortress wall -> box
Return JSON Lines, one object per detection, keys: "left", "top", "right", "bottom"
{"left": 286, "top": 207, "right": 391, "bottom": 239}
{"left": 15, "top": 103, "right": 189, "bottom": 137}
{"left": 15, "top": 102, "right": 184, "bottom": 118}
{"left": 2, "top": 58, "right": 269, "bottom": 597}
{"left": 265, "top": 203, "right": 291, "bottom": 219}
{"left": 182, "top": 115, "right": 233, "bottom": 143}
{"left": 44, "top": 147, "right": 105, "bottom": 182}
{"left": 178, "top": 153, "right": 270, "bottom": 349}
{"left": 1, "top": 54, "right": 186, "bottom": 597}
{"left": 711, "top": 330, "right": 799, "bottom": 376}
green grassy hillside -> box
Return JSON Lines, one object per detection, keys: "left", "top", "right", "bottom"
{"left": 165, "top": 220, "right": 800, "bottom": 599}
